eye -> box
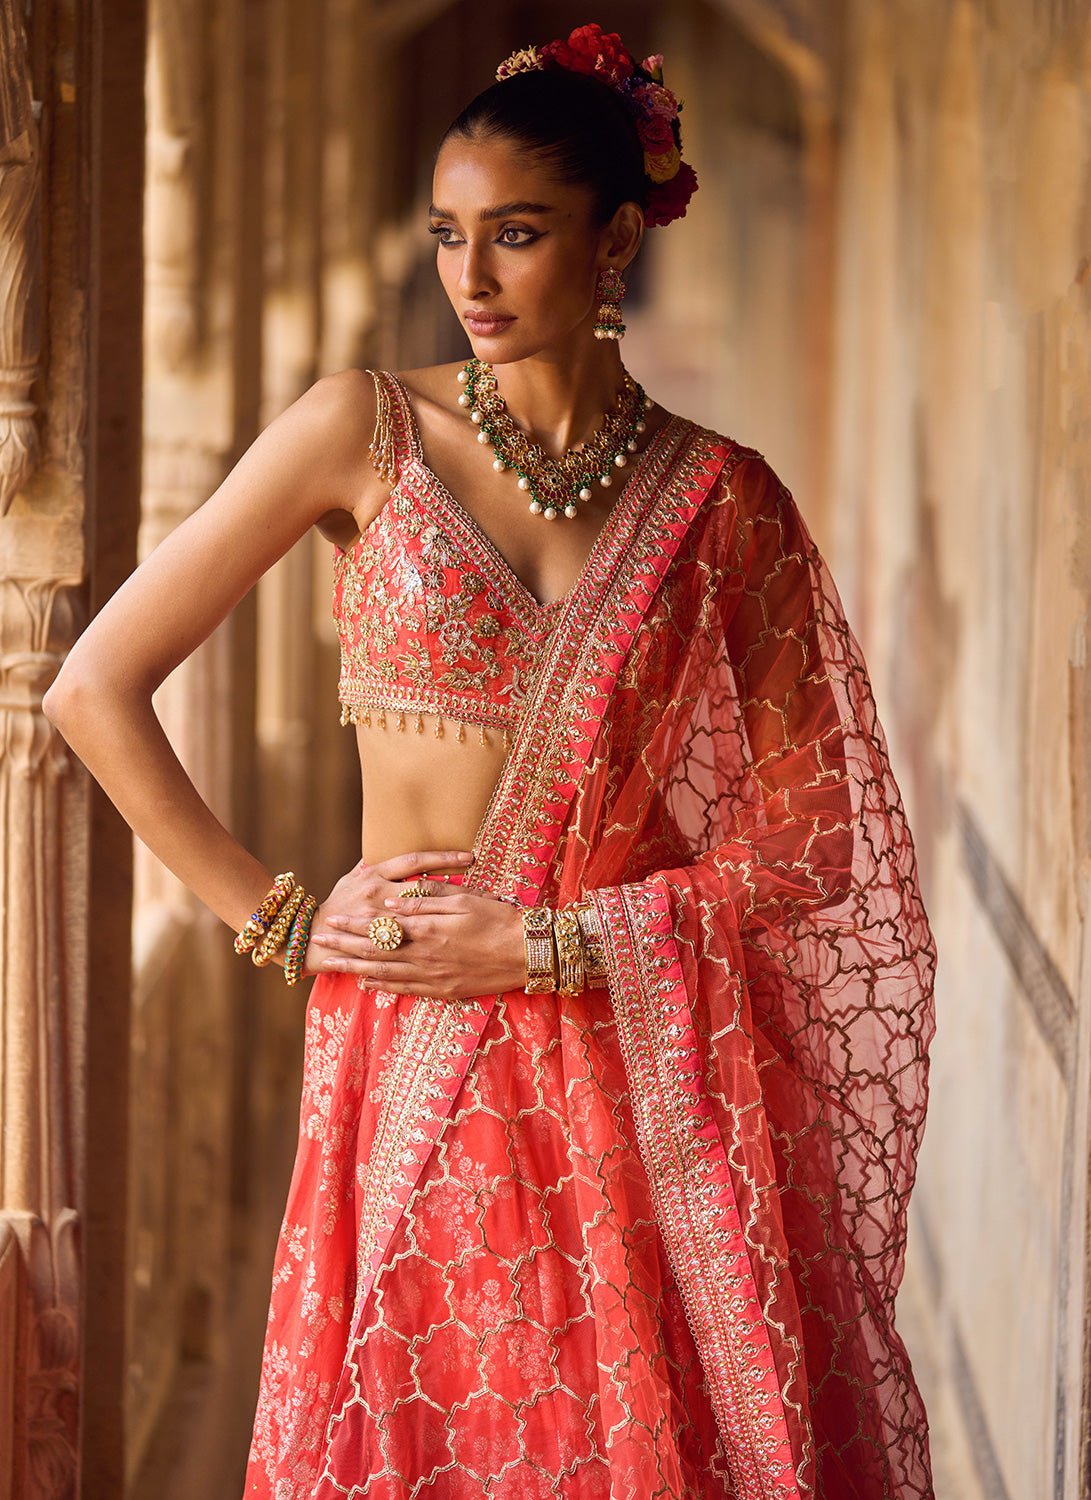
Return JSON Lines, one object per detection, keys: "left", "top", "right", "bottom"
{"left": 497, "top": 226, "right": 539, "bottom": 246}
{"left": 428, "top": 223, "right": 463, "bottom": 246}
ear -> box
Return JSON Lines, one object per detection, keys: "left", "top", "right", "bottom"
{"left": 599, "top": 200, "right": 645, "bottom": 272}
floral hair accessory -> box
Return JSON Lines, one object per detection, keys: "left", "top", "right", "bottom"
{"left": 495, "top": 22, "right": 698, "bottom": 228}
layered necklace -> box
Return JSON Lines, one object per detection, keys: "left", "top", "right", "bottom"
{"left": 457, "top": 358, "right": 652, "bottom": 520}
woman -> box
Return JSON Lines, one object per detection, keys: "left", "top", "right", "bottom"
{"left": 45, "top": 23, "right": 935, "bottom": 1500}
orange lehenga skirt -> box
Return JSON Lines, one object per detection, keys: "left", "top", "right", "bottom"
{"left": 246, "top": 977, "right": 729, "bottom": 1498}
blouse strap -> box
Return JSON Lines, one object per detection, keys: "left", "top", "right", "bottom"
{"left": 365, "top": 369, "right": 423, "bottom": 483}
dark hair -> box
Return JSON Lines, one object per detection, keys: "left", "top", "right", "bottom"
{"left": 441, "top": 70, "right": 647, "bottom": 225}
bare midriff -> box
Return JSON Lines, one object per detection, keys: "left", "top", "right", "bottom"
{"left": 354, "top": 713, "right": 510, "bottom": 865}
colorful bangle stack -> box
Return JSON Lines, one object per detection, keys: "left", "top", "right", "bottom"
{"left": 234, "top": 873, "right": 317, "bottom": 986}
{"left": 254, "top": 885, "right": 307, "bottom": 966}
{"left": 520, "top": 900, "right": 611, "bottom": 995}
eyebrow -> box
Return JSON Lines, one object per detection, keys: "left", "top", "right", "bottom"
{"left": 428, "top": 201, "right": 556, "bottom": 221}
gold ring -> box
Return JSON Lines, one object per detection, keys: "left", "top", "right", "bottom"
{"left": 367, "top": 915, "right": 404, "bottom": 951}
{"left": 401, "top": 880, "right": 430, "bottom": 899}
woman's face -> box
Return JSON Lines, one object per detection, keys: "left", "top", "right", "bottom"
{"left": 430, "top": 133, "right": 611, "bottom": 365}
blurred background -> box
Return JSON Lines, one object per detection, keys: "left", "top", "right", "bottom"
{"left": 1, "top": 0, "right": 1089, "bottom": 1495}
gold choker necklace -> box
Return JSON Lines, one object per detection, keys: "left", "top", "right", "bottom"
{"left": 457, "top": 359, "right": 651, "bottom": 520}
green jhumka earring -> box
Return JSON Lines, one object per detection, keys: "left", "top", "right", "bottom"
{"left": 592, "top": 268, "right": 627, "bottom": 340}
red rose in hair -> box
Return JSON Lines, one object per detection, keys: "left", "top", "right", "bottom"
{"left": 645, "top": 160, "right": 698, "bottom": 228}
{"left": 541, "top": 23, "right": 634, "bottom": 85}
{"left": 637, "top": 114, "right": 674, "bottom": 155}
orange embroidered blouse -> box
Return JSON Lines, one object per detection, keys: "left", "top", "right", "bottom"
{"left": 333, "top": 371, "right": 564, "bottom": 743}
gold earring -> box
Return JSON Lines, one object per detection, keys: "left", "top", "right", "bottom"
{"left": 593, "top": 268, "right": 626, "bottom": 340}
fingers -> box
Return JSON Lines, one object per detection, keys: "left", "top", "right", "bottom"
{"left": 310, "top": 931, "right": 454, "bottom": 995}
{"left": 382, "top": 883, "right": 513, "bottom": 916}
{"left": 382, "top": 891, "right": 467, "bottom": 916}
{"left": 312, "top": 919, "right": 421, "bottom": 957}
{"left": 369, "top": 849, "right": 474, "bottom": 883}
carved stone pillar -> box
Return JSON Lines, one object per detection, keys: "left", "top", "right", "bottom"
{"left": 1, "top": 0, "right": 145, "bottom": 1492}
{"left": 0, "top": 570, "right": 83, "bottom": 1500}
{"left": 709, "top": 0, "right": 837, "bottom": 535}
{"left": 0, "top": 8, "right": 84, "bottom": 1498}
{"left": 0, "top": 2, "right": 41, "bottom": 518}
{"left": 145, "top": 0, "right": 203, "bottom": 371}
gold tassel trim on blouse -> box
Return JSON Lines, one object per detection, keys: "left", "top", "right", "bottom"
{"left": 339, "top": 702, "right": 513, "bottom": 753}
{"left": 367, "top": 369, "right": 399, "bottom": 484}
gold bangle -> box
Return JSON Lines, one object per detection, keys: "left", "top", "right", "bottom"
{"left": 234, "top": 872, "right": 295, "bottom": 954}
{"left": 575, "top": 902, "right": 609, "bottom": 988}
{"left": 522, "top": 906, "right": 556, "bottom": 994}
{"left": 552, "top": 908, "right": 585, "bottom": 998}
{"left": 253, "top": 884, "right": 307, "bottom": 966}
{"left": 283, "top": 895, "right": 318, "bottom": 987}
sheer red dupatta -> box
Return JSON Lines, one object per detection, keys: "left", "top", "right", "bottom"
{"left": 477, "top": 443, "right": 936, "bottom": 1498}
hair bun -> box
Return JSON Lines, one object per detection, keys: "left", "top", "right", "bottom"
{"left": 495, "top": 23, "right": 698, "bottom": 227}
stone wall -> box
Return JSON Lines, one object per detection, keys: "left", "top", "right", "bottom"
{"left": 830, "top": 6, "right": 1091, "bottom": 1497}
{"left": 661, "top": 2, "right": 1091, "bottom": 1495}
{"left": 627, "top": 1, "right": 1091, "bottom": 1494}
{"left": 0, "top": 0, "right": 145, "bottom": 1493}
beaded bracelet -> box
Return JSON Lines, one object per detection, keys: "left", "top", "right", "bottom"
{"left": 253, "top": 884, "right": 307, "bottom": 967}
{"left": 522, "top": 906, "right": 557, "bottom": 994}
{"left": 234, "top": 872, "right": 295, "bottom": 955}
{"left": 552, "top": 908, "right": 586, "bottom": 997}
{"left": 283, "top": 895, "right": 318, "bottom": 987}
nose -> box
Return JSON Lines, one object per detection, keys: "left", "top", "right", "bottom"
{"left": 458, "top": 240, "right": 499, "bottom": 301}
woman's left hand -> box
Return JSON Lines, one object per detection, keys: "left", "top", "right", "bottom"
{"left": 307, "top": 853, "right": 525, "bottom": 1000}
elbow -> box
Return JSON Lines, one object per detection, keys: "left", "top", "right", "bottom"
{"left": 42, "top": 660, "right": 104, "bottom": 741}
{"left": 42, "top": 671, "right": 71, "bottom": 730}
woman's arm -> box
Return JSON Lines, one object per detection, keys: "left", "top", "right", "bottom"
{"left": 44, "top": 369, "right": 382, "bottom": 931}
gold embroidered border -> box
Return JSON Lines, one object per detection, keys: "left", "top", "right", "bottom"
{"left": 350, "top": 998, "right": 484, "bottom": 1305}
{"left": 592, "top": 880, "right": 812, "bottom": 1500}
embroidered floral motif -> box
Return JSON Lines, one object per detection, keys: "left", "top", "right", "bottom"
{"left": 301, "top": 1006, "right": 354, "bottom": 1134}
{"left": 249, "top": 1340, "right": 334, "bottom": 1491}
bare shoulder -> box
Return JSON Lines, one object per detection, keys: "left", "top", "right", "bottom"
{"left": 394, "top": 361, "right": 468, "bottom": 427}
{"left": 250, "top": 367, "right": 375, "bottom": 478}
{"left": 395, "top": 361, "right": 466, "bottom": 405}
{"left": 275, "top": 368, "right": 389, "bottom": 541}
{"left": 283, "top": 366, "right": 376, "bottom": 459}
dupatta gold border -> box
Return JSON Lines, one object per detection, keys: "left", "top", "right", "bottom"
{"left": 592, "top": 881, "right": 812, "bottom": 1500}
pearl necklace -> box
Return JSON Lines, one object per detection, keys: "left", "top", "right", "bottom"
{"left": 457, "top": 359, "right": 651, "bottom": 520}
